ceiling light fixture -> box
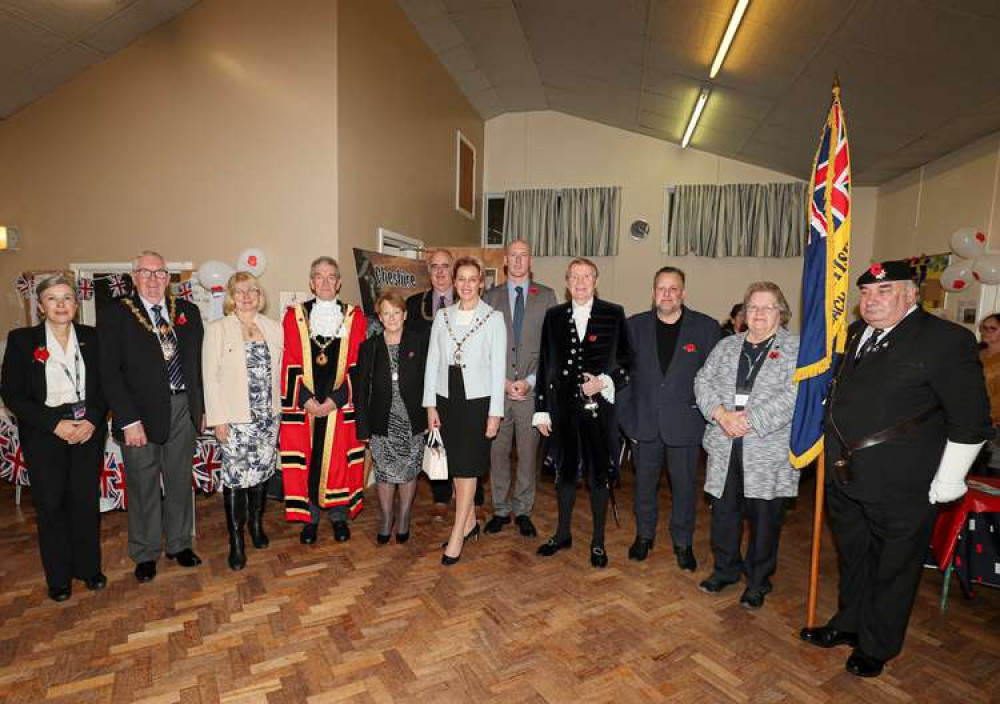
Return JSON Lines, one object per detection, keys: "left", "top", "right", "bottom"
{"left": 681, "top": 86, "right": 711, "bottom": 148}
{"left": 709, "top": 0, "right": 751, "bottom": 79}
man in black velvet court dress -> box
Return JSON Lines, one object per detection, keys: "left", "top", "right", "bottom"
{"left": 100, "top": 250, "right": 204, "bottom": 583}
{"left": 619, "top": 266, "right": 719, "bottom": 571}
{"left": 800, "top": 260, "right": 992, "bottom": 678}
{"left": 533, "top": 258, "right": 630, "bottom": 568}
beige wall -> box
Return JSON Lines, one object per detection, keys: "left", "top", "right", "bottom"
{"left": 0, "top": 0, "right": 339, "bottom": 332}
{"left": 337, "top": 0, "right": 483, "bottom": 303}
{"left": 485, "top": 111, "right": 877, "bottom": 327}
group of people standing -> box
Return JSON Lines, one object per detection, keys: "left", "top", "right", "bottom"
{"left": 0, "top": 245, "right": 991, "bottom": 680}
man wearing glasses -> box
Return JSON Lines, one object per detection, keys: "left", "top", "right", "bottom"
{"left": 279, "top": 257, "right": 367, "bottom": 544}
{"left": 99, "top": 251, "right": 205, "bottom": 583}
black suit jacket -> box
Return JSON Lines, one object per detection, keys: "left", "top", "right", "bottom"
{"left": 404, "top": 289, "right": 451, "bottom": 349}
{"left": 825, "top": 309, "right": 993, "bottom": 501}
{"left": 98, "top": 295, "right": 204, "bottom": 443}
{"left": 619, "top": 307, "right": 720, "bottom": 446}
{"left": 1, "top": 323, "right": 107, "bottom": 436}
{"left": 536, "top": 298, "right": 630, "bottom": 481}
{"left": 352, "top": 329, "right": 427, "bottom": 439}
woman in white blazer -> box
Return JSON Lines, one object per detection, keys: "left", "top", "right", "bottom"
{"left": 202, "top": 272, "right": 283, "bottom": 570}
{"left": 423, "top": 256, "right": 506, "bottom": 566}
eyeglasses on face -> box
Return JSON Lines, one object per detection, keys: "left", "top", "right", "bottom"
{"left": 234, "top": 287, "right": 261, "bottom": 298}
{"left": 746, "top": 305, "right": 780, "bottom": 314}
{"left": 134, "top": 268, "right": 169, "bottom": 280}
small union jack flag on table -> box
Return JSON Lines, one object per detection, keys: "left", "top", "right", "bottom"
{"left": 0, "top": 417, "right": 29, "bottom": 486}
{"left": 192, "top": 436, "right": 223, "bottom": 493}
{"left": 100, "top": 440, "right": 128, "bottom": 511}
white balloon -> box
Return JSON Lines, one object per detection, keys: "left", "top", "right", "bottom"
{"left": 236, "top": 248, "right": 268, "bottom": 277}
{"left": 950, "top": 227, "right": 987, "bottom": 259}
{"left": 940, "top": 261, "right": 974, "bottom": 292}
{"left": 974, "top": 254, "right": 1000, "bottom": 285}
{"left": 197, "top": 260, "right": 235, "bottom": 291}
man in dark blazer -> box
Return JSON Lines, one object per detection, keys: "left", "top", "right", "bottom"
{"left": 801, "top": 260, "right": 992, "bottom": 678}
{"left": 534, "top": 258, "right": 630, "bottom": 568}
{"left": 619, "top": 266, "right": 719, "bottom": 570}
{"left": 99, "top": 251, "right": 204, "bottom": 583}
{"left": 483, "top": 240, "right": 557, "bottom": 537}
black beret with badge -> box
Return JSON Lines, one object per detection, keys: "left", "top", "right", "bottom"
{"left": 855, "top": 260, "right": 915, "bottom": 287}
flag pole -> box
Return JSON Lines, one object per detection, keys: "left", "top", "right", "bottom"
{"left": 806, "top": 453, "right": 826, "bottom": 628}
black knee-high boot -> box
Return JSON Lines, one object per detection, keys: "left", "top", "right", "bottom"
{"left": 224, "top": 487, "right": 247, "bottom": 570}
{"left": 247, "top": 482, "right": 269, "bottom": 549}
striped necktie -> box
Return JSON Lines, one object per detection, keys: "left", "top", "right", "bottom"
{"left": 152, "top": 304, "right": 185, "bottom": 391}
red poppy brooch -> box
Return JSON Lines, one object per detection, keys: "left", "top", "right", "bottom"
{"left": 683, "top": 343, "right": 696, "bottom": 353}
{"left": 768, "top": 350, "right": 780, "bottom": 360}
{"left": 34, "top": 346, "right": 50, "bottom": 363}
{"left": 175, "top": 313, "right": 188, "bottom": 326}
{"left": 587, "top": 334, "right": 597, "bottom": 342}
{"left": 868, "top": 263, "right": 885, "bottom": 280}
{"left": 529, "top": 286, "right": 540, "bottom": 296}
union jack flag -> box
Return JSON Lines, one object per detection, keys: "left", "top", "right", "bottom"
{"left": 192, "top": 436, "right": 223, "bottom": 493}
{"left": 790, "top": 82, "right": 852, "bottom": 467}
{"left": 0, "top": 423, "right": 30, "bottom": 486}
{"left": 107, "top": 274, "right": 131, "bottom": 298}
{"left": 172, "top": 280, "right": 194, "bottom": 301}
{"left": 14, "top": 274, "right": 30, "bottom": 299}
{"left": 76, "top": 277, "right": 94, "bottom": 301}
{"left": 100, "top": 444, "right": 128, "bottom": 511}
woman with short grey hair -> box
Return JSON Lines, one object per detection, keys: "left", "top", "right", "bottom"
{"left": 694, "top": 280, "right": 800, "bottom": 609}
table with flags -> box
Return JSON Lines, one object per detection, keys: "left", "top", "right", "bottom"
{"left": 0, "top": 412, "right": 225, "bottom": 511}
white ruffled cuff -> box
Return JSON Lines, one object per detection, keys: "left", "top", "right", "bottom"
{"left": 598, "top": 373, "right": 615, "bottom": 404}
{"left": 532, "top": 412, "right": 552, "bottom": 427}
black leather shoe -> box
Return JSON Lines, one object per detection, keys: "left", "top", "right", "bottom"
{"left": 135, "top": 561, "right": 157, "bottom": 583}
{"left": 537, "top": 535, "right": 572, "bottom": 556}
{"left": 83, "top": 572, "right": 107, "bottom": 591}
{"left": 799, "top": 625, "right": 859, "bottom": 649}
{"left": 484, "top": 515, "right": 511, "bottom": 534}
{"left": 166, "top": 549, "right": 202, "bottom": 567}
{"left": 48, "top": 585, "right": 71, "bottom": 602}
{"left": 628, "top": 536, "right": 654, "bottom": 561}
{"left": 698, "top": 575, "right": 738, "bottom": 594}
{"left": 332, "top": 520, "right": 351, "bottom": 542}
{"left": 590, "top": 545, "right": 608, "bottom": 568}
{"left": 673, "top": 544, "right": 697, "bottom": 572}
{"left": 739, "top": 588, "right": 766, "bottom": 609}
{"left": 300, "top": 523, "right": 318, "bottom": 544}
{"left": 515, "top": 515, "right": 538, "bottom": 537}
{"left": 846, "top": 650, "right": 885, "bottom": 678}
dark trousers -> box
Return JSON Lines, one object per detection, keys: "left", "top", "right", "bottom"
{"left": 826, "top": 481, "right": 938, "bottom": 661}
{"left": 709, "top": 446, "right": 786, "bottom": 591}
{"left": 634, "top": 440, "right": 700, "bottom": 547}
{"left": 553, "top": 403, "right": 611, "bottom": 546}
{"left": 121, "top": 393, "right": 197, "bottom": 563}
{"left": 430, "top": 477, "right": 484, "bottom": 506}
{"left": 22, "top": 427, "right": 105, "bottom": 589}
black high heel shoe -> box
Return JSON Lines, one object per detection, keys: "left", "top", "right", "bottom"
{"left": 441, "top": 553, "right": 461, "bottom": 566}
{"left": 376, "top": 533, "right": 391, "bottom": 545}
{"left": 441, "top": 522, "right": 481, "bottom": 548}
{"left": 395, "top": 531, "right": 410, "bottom": 544}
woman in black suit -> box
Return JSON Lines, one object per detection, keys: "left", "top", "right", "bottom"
{"left": 1, "top": 275, "right": 107, "bottom": 602}
{"left": 352, "top": 291, "right": 427, "bottom": 544}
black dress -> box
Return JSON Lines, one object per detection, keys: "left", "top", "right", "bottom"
{"left": 437, "top": 365, "right": 491, "bottom": 478}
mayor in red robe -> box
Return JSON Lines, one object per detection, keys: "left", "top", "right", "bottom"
{"left": 279, "top": 257, "right": 366, "bottom": 544}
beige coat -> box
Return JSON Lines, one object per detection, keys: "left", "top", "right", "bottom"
{"left": 202, "top": 312, "right": 283, "bottom": 426}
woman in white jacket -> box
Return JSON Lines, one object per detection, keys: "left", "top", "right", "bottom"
{"left": 202, "top": 272, "right": 283, "bottom": 570}
{"left": 424, "top": 256, "right": 506, "bottom": 566}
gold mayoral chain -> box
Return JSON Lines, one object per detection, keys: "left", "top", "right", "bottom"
{"left": 123, "top": 296, "right": 180, "bottom": 360}
{"left": 443, "top": 308, "right": 494, "bottom": 365}
{"left": 310, "top": 310, "right": 349, "bottom": 367}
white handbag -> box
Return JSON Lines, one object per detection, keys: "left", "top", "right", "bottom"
{"left": 422, "top": 428, "right": 448, "bottom": 480}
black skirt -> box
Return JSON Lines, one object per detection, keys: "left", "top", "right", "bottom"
{"left": 437, "top": 365, "right": 491, "bottom": 478}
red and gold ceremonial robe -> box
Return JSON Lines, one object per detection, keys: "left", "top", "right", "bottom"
{"left": 279, "top": 300, "right": 366, "bottom": 521}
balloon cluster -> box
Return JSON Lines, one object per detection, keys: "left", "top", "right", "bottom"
{"left": 196, "top": 248, "right": 269, "bottom": 292}
{"left": 940, "top": 229, "right": 1000, "bottom": 291}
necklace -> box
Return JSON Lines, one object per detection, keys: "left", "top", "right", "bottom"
{"left": 444, "top": 307, "right": 493, "bottom": 364}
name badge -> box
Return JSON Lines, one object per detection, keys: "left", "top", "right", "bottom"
{"left": 70, "top": 401, "right": 87, "bottom": 420}
{"left": 391, "top": 372, "right": 399, "bottom": 382}
{"left": 734, "top": 393, "right": 749, "bottom": 407}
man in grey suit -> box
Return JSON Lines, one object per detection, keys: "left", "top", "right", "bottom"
{"left": 483, "top": 240, "right": 557, "bottom": 537}
{"left": 620, "top": 266, "right": 719, "bottom": 570}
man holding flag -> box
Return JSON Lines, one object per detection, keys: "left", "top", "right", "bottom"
{"left": 793, "top": 81, "right": 993, "bottom": 680}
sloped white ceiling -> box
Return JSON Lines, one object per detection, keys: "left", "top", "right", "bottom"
{"left": 0, "top": 0, "right": 200, "bottom": 119}
{"left": 398, "top": 0, "right": 1000, "bottom": 185}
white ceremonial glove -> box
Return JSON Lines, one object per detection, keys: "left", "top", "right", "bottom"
{"left": 928, "top": 440, "right": 985, "bottom": 504}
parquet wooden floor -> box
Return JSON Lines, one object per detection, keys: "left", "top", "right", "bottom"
{"left": 0, "top": 468, "right": 997, "bottom": 703}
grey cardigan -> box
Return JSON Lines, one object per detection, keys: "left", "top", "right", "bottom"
{"left": 694, "top": 327, "right": 801, "bottom": 500}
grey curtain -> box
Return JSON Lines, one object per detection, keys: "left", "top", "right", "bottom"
{"left": 504, "top": 186, "right": 621, "bottom": 256}
{"left": 663, "top": 182, "right": 807, "bottom": 258}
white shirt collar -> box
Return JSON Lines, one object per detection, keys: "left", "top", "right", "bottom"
{"left": 571, "top": 298, "right": 594, "bottom": 317}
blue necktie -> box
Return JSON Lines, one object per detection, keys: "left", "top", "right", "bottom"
{"left": 513, "top": 286, "right": 525, "bottom": 344}
{"left": 152, "top": 305, "right": 185, "bottom": 391}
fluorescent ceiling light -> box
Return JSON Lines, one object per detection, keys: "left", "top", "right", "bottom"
{"left": 710, "top": 0, "right": 751, "bottom": 78}
{"left": 681, "top": 86, "right": 711, "bottom": 148}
